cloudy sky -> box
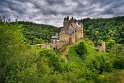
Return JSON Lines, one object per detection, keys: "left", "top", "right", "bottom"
{"left": 0, "top": 0, "right": 124, "bottom": 27}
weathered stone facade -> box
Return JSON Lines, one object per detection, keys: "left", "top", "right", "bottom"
{"left": 50, "top": 16, "right": 83, "bottom": 49}
{"left": 97, "top": 42, "right": 106, "bottom": 52}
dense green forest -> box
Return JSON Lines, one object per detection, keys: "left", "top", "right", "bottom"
{"left": 18, "top": 21, "right": 60, "bottom": 44}
{"left": 0, "top": 16, "right": 124, "bottom": 83}
{"left": 80, "top": 16, "right": 124, "bottom": 45}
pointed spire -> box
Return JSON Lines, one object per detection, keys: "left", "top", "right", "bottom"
{"left": 67, "top": 16, "right": 69, "bottom": 21}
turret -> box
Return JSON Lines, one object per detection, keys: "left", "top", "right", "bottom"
{"left": 67, "top": 16, "right": 69, "bottom": 21}
{"left": 63, "top": 16, "right": 69, "bottom": 28}
{"left": 71, "top": 17, "right": 73, "bottom": 20}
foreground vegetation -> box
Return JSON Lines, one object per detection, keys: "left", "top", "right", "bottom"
{"left": 0, "top": 16, "right": 124, "bottom": 83}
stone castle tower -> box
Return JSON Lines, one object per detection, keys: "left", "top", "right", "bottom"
{"left": 51, "top": 16, "right": 83, "bottom": 49}
{"left": 97, "top": 42, "right": 106, "bottom": 52}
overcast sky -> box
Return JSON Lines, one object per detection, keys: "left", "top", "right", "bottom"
{"left": 0, "top": 0, "right": 124, "bottom": 27}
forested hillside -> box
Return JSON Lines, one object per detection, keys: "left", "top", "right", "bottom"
{"left": 0, "top": 16, "right": 124, "bottom": 83}
{"left": 16, "top": 16, "right": 124, "bottom": 46}
{"left": 18, "top": 21, "right": 60, "bottom": 44}
{"left": 80, "top": 16, "right": 124, "bottom": 45}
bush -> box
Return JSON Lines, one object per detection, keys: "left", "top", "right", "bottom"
{"left": 110, "top": 44, "right": 124, "bottom": 69}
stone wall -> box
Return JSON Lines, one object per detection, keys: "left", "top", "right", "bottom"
{"left": 98, "top": 42, "right": 106, "bottom": 52}
{"left": 75, "top": 27, "right": 83, "bottom": 40}
{"left": 59, "top": 31, "right": 70, "bottom": 43}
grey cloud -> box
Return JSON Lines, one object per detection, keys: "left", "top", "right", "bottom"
{"left": 46, "top": 0, "right": 65, "bottom": 5}
{"left": 0, "top": 0, "right": 124, "bottom": 27}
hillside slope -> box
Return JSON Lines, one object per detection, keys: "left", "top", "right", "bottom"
{"left": 18, "top": 21, "right": 60, "bottom": 44}
{"left": 1, "top": 16, "right": 124, "bottom": 83}
{"left": 80, "top": 16, "right": 124, "bottom": 45}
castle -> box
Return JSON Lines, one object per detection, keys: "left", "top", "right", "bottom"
{"left": 39, "top": 16, "right": 105, "bottom": 52}
{"left": 50, "top": 16, "right": 83, "bottom": 49}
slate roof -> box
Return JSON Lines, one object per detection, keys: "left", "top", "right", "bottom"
{"left": 51, "top": 33, "right": 58, "bottom": 39}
